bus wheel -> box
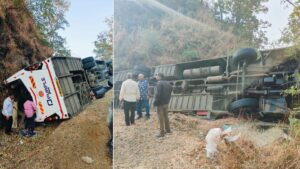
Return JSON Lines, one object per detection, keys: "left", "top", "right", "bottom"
{"left": 229, "top": 98, "right": 259, "bottom": 117}
{"left": 232, "top": 48, "right": 258, "bottom": 66}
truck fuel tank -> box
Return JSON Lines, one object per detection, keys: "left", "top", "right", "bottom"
{"left": 183, "top": 66, "right": 222, "bottom": 79}
{"left": 206, "top": 75, "right": 226, "bottom": 83}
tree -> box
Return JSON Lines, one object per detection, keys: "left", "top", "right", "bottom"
{"left": 94, "top": 17, "right": 113, "bottom": 61}
{"left": 158, "top": 0, "right": 206, "bottom": 18}
{"left": 26, "top": 0, "right": 71, "bottom": 57}
{"left": 114, "top": 0, "right": 248, "bottom": 70}
{"left": 280, "top": 0, "right": 300, "bottom": 57}
{"left": 211, "top": 0, "right": 270, "bottom": 47}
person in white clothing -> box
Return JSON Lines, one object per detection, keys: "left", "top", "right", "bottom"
{"left": 205, "top": 127, "right": 234, "bottom": 159}
{"left": 119, "top": 73, "right": 140, "bottom": 126}
{"left": 2, "top": 92, "right": 14, "bottom": 135}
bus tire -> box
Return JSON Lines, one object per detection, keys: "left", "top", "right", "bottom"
{"left": 83, "top": 61, "right": 96, "bottom": 70}
{"left": 232, "top": 48, "right": 258, "bottom": 65}
{"left": 229, "top": 98, "right": 259, "bottom": 113}
{"left": 82, "top": 57, "right": 94, "bottom": 64}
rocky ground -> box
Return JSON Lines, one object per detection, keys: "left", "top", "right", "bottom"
{"left": 114, "top": 109, "right": 298, "bottom": 169}
{"left": 0, "top": 91, "right": 112, "bottom": 169}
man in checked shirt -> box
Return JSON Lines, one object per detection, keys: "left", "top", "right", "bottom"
{"left": 136, "top": 73, "right": 151, "bottom": 120}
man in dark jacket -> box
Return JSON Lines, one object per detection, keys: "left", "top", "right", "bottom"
{"left": 153, "top": 73, "right": 172, "bottom": 137}
{"left": 107, "top": 101, "right": 113, "bottom": 158}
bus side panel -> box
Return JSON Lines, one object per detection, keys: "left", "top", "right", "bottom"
{"left": 18, "top": 62, "right": 68, "bottom": 122}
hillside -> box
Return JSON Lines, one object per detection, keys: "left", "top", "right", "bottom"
{"left": 114, "top": 0, "right": 247, "bottom": 70}
{"left": 0, "top": 0, "right": 52, "bottom": 102}
{"left": 0, "top": 92, "right": 112, "bottom": 169}
{"left": 115, "top": 109, "right": 300, "bottom": 169}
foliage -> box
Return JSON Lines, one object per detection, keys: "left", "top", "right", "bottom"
{"left": 280, "top": 0, "right": 300, "bottom": 57}
{"left": 285, "top": 85, "right": 300, "bottom": 96}
{"left": 181, "top": 49, "right": 199, "bottom": 61}
{"left": 210, "top": 0, "right": 270, "bottom": 47}
{"left": 94, "top": 17, "right": 113, "bottom": 61}
{"left": 158, "top": 0, "right": 270, "bottom": 47}
{"left": 114, "top": 0, "right": 250, "bottom": 70}
{"left": 133, "top": 28, "right": 164, "bottom": 60}
{"left": 0, "top": 0, "right": 53, "bottom": 105}
{"left": 289, "top": 111, "right": 300, "bottom": 140}
{"left": 280, "top": 1, "right": 300, "bottom": 141}
{"left": 284, "top": 73, "right": 300, "bottom": 140}
{"left": 115, "top": 0, "right": 269, "bottom": 70}
{"left": 26, "top": 0, "right": 71, "bottom": 57}
{"left": 158, "top": 0, "right": 206, "bottom": 18}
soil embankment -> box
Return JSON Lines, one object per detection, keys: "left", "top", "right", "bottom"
{"left": 0, "top": 92, "right": 112, "bottom": 169}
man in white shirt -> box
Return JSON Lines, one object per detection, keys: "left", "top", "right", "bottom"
{"left": 119, "top": 73, "right": 140, "bottom": 126}
{"left": 2, "top": 92, "right": 14, "bottom": 135}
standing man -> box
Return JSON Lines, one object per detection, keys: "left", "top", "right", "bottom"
{"left": 154, "top": 73, "right": 172, "bottom": 138}
{"left": 119, "top": 73, "right": 140, "bottom": 126}
{"left": 136, "top": 73, "right": 150, "bottom": 120}
{"left": 107, "top": 101, "right": 113, "bottom": 157}
{"left": 23, "top": 97, "right": 36, "bottom": 137}
{"left": 2, "top": 92, "right": 14, "bottom": 135}
{"left": 12, "top": 100, "right": 18, "bottom": 129}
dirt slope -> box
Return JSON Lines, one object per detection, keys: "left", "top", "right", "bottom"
{"left": 0, "top": 92, "right": 112, "bottom": 169}
{"left": 114, "top": 110, "right": 241, "bottom": 169}
{"left": 114, "top": 109, "right": 298, "bottom": 169}
{"left": 0, "top": 0, "right": 52, "bottom": 103}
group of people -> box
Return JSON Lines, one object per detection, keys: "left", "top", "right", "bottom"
{"left": 119, "top": 72, "right": 172, "bottom": 138}
{"left": 1, "top": 92, "right": 37, "bottom": 137}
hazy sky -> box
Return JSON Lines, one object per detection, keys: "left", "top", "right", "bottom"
{"left": 59, "top": 0, "right": 113, "bottom": 58}
{"left": 60, "top": 0, "right": 293, "bottom": 58}
{"left": 258, "top": 0, "right": 293, "bottom": 46}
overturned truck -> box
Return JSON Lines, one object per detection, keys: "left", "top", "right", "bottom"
{"left": 5, "top": 56, "right": 111, "bottom": 122}
{"left": 115, "top": 47, "right": 300, "bottom": 120}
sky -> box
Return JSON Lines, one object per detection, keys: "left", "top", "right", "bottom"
{"left": 257, "top": 0, "right": 294, "bottom": 47}
{"left": 60, "top": 0, "right": 294, "bottom": 58}
{"left": 59, "top": 0, "right": 113, "bottom": 58}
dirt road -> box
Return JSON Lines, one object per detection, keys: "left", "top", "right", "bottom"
{"left": 114, "top": 110, "right": 242, "bottom": 169}
{"left": 0, "top": 91, "right": 112, "bottom": 169}
{"left": 114, "top": 109, "right": 298, "bottom": 169}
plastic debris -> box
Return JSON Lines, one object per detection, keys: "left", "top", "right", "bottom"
{"left": 82, "top": 156, "right": 94, "bottom": 164}
{"left": 224, "top": 133, "right": 240, "bottom": 142}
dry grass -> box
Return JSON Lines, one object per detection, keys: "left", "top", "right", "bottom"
{"left": 0, "top": 92, "right": 112, "bottom": 169}
{"left": 261, "top": 142, "right": 300, "bottom": 169}
{"left": 0, "top": 0, "right": 52, "bottom": 104}
{"left": 114, "top": 107, "right": 300, "bottom": 169}
{"left": 215, "top": 139, "right": 300, "bottom": 169}
{"left": 217, "top": 139, "right": 258, "bottom": 169}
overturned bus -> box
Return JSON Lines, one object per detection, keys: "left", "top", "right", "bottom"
{"left": 4, "top": 56, "right": 110, "bottom": 122}
{"left": 114, "top": 47, "right": 300, "bottom": 120}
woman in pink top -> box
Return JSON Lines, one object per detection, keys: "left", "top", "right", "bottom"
{"left": 23, "top": 98, "right": 36, "bottom": 137}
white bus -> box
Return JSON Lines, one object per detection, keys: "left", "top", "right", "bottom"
{"left": 5, "top": 57, "right": 91, "bottom": 122}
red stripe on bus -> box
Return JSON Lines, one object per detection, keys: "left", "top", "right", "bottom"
{"left": 43, "top": 61, "right": 64, "bottom": 119}
{"left": 30, "top": 87, "right": 37, "bottom": 104}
